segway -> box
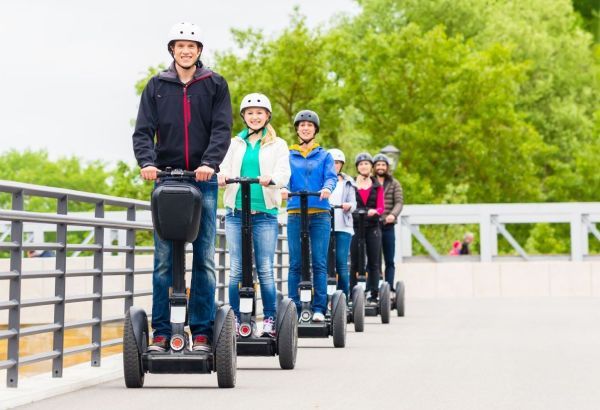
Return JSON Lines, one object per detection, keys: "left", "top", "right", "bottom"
{"left": 289, "top": 191, "right": 347, "bottom": 347}
{"left": 123, "top": 169, "right": 236, "bottom": 388}
{"left": 352, "top": 209, "right": 391, "bottom": 324}
{"left": 328, "top": 205, "right": 365, "bottom": 332}
{"left": 225, "top": 178, "right": 298, "bottom": 369}
{"left": 391, "top": 280, "right": 405, "bottom": 317}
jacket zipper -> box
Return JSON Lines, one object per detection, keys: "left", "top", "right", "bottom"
{"left": 181, "top": 73, "right": 213, "bottom": 170}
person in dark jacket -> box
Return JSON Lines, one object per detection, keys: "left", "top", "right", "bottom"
{"left": 373, "top": 153, "right": 404, "bottom": 291}
{"left": 351, "top": 153, "right": 384, "bottom": 302}
{"left": 132, "top": 22, "right": 232, "bottom": 353}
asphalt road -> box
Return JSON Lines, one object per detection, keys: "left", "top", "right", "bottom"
{"left": 17, "top": 298, "right": 600, "bottom": 410}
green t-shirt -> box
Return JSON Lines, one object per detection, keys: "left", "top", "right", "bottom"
{"left": 234, "top": 129, "right": 278, "bottom": 215}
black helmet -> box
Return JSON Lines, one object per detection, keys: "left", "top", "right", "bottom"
{"left": 293, "top": 110, "right": 320, "bottom": 133}
{"left": 355, "top": 152, "right": 373, "bottom": 166}
{"left": 373, "top": 153, "right": 390, "bottom": 166}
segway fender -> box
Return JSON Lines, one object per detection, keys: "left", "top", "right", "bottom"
{"left": 331, "top": 290, "right": 346, "bottom": 319}
{"left": 213, "top": 305, "right": 232, "bottom": 353}
{"left": 128, "top": 306, "right": 149, "bottom": 354}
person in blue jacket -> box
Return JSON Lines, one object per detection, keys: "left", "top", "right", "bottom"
{"left": 282, "top": 110, "right": 337, "bottom": 321}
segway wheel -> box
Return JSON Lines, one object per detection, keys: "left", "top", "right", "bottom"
{"left": 216, "top": 309, "right": 237, "bottom": 388}
{"left": 123, "top": 311, "right": 145, "bottom": 388}
{"left": 352, "top": 288, "right": 365, "bottom": 333}
{"left": 332, "top": 292, "right": 347, "bottom": 348}
{"left": 395, "top": 281, "right": 405, "bottom": 317}
{"left": 380, "top": 284, "right": 391, "bottom": 324}
{"left": 278, "top": 300, "right": 298, "bottom": 370}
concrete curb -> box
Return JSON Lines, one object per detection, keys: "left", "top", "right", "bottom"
{"left": 0, "top": 354, "right": 123, "bottom": 409}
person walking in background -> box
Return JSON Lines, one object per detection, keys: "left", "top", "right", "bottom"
{"left": 460, "top": 232, "right": 475, "bottom": 255}
{"left": 373, "top": 153, "right": 403, "bottom": 292}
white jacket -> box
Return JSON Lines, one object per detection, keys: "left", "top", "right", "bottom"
{"left": 218, "top": 127, "right": 291, "bottom": 210}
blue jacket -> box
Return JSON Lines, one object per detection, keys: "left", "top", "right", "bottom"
{"left": 287, "top": 145, "right": 337, "bottom": 211}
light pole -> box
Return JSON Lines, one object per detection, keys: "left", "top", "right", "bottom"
{"left": 379, "top": 144, "right": 401, "bottom": 172}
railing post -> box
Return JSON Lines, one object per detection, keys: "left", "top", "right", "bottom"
{"left": 91, "top": 201, "right": 104, "bottom": 367}
{"left": 480, "top": 213, "right": 493, "bottom": 262}
{"left": 7, "top": 190, "right": 23, "bottom": 387}
{"left": 571, "top": 213, "right": 584, "bottom": 262}
{"left": 52, "top": 194, "right": 68, "bottom": 378}
{"left": 399, "top": 216, "right": 412, "bottom": 259}
{"left": 217, "top": 217, "right": 226, "bottom": 303}
{"left": 124, "top": 205, "right": 135, "bottom": 313}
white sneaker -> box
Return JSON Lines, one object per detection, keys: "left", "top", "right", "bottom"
{"left": 312, "top": 312, "right": 325, "bottom": 322}
{"left": 262, "top": 317, "right": 276, "bottom": 337}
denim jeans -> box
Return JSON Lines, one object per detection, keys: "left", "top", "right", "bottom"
{"left": 335, "top": 232, "right": 352, "bottom": 298}
{"left": 287, "top": 212, "right": 330, "bottom": 314}
{"left": 151, "top": 176, "right": 218, "bottom": 340}
{"left": 225, "top": 210, "right": 279, "bottom": 320}
{"left": 381, "top": 224, "right": 396, "bottom": 290}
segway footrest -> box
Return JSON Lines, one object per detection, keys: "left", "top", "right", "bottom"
{"left": 365, "top": 305, "right": 378, "bottom": 317}
{"left": 298, "top": 322, "right": 330, "bottom": 338}
{"left": 237, "top": 337, "right": 277, "bottom": 356}
{"left": 142, "top": 351, "right": 213, "bottom": 374}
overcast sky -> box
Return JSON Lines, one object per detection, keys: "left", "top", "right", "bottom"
{"left": 0, "top": 0, "right": 358, "bottom": 167}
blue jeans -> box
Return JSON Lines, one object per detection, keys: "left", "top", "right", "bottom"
{"left": 225, "top": 210, "right": 279, "bottom": 320}
{"left": 382, "top": 224, "right": 396, "bottom": 290}
{"left": 151, "top": 176, "right": 218, "bottom": 340}
{"left": 287, "top": 212, "right": 330, "bottom": 314}
{"left": 335, "top": 232, "right": 352, "bottom": 298}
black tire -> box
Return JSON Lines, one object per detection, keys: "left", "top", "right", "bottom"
{"left": 278, "top": 301, "right": 298, "bottom": 370}
{"left": 396, "top": 281, "right": 405, "bottom": 317}
{"left": 216, "top": 309, "right": 237, "bottom": 388}
{"left": 380, "top": 284, "right": 391, "bottom": 324}
{"left": 352, "top": 289, "right": 365, "bottom": 333}
{"left": 123, "top": 311, "right": 145, "bottom": 388}
{"left": 332, "top": 292, "right": 347, "bottom": 348}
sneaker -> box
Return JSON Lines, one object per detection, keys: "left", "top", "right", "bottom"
{"left": 147, "top": 335, "right": 169, "bottom": 352}
{"left": 262, "top": 317, "right": 276, "bottom": 337}
{"left": 312, "top": 312, "right": 325, "bottom": 322}
{"left": 192, "top": 335, "right": 212, "bottom": 352}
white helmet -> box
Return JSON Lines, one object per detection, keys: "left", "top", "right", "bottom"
{"left": 167, "top": 22, "right": 203, "bottom": 51}
{"left": 240, "top": 93, "right": 272, "bottom": 114}
{"left": 328, "top": 148, "right": 346, "bottom": 163}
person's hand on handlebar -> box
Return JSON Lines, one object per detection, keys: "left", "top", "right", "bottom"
{"left": 217, "top": 174, "right": 227, "bottom": 187}
{"left": 320, "top": 188, "right": 331, "bottom": 201}
{"left": 140, "top": 166, "right": 159, "bottom": 181}
{"left": 342, "top": 202, "right": 352, "bottom": 212}
{"left": 259, "top": 175, "right": 272, "bottom": 187}
{"left": 194, "top": 165, "right": 214, "bottom": 182}
{"left": 367, "top": 209, "right": 378, "bottom": 217}
{"left": 281, "top": 188, "right": 289, "bottom": 200}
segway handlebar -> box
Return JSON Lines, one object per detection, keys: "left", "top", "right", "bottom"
{"left": 225, "top": 177, "right": 275, "bottom": 185}
{"left": 287, "top": 191, "right": 322, "bottom": 197}
{"left": 156, "top": 168, "right": 197, "bottom": 178}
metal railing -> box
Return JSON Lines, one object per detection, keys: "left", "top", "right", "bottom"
{"left": 397, "top": 203, "right": 600, "bottom": 262}
{"left": 0, "top": 180, "right": 289, "bottom": 387}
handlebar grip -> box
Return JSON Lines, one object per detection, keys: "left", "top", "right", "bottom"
{"left": 156, "top": 169, "right": 197, "bottom": 178}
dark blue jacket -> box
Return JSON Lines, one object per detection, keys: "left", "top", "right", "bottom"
{"left": 287, "top": 145, "right": 337, "bottom": 211}
{"left": 132, "top": 62, "right": 232, "bottom": 171}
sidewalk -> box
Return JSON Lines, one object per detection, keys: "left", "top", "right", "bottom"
{"left": 0, "top": 354, "right": 123, "bottom": 410}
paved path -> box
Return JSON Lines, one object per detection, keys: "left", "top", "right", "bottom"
{"left": 17, "top": 298, "right": 600, "bottom": 410}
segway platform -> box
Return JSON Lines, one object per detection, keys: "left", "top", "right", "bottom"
{"left": 143, "top": 350, "right": 213, "bottom": 374}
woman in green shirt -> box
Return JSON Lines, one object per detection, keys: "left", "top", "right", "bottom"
{"left": 218, "top": 93, "right": 291, "bottom": 336}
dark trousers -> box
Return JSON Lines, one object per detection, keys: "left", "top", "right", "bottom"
{"left": 381, "top": 224, "right": 396, "bottom": 290}
{"left": 350, "top": 224, "right": 382, "bottom": 297}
